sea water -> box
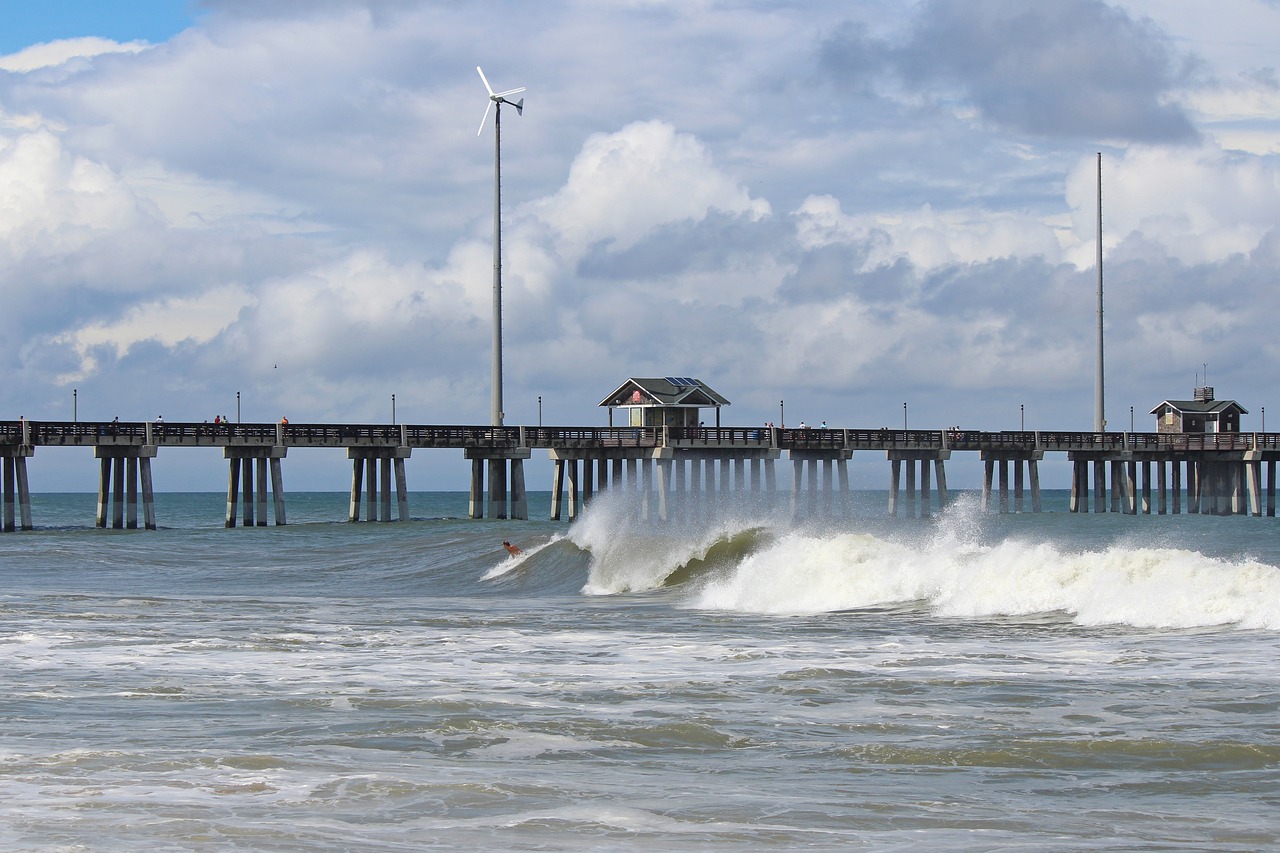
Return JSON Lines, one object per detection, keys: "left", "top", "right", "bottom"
{"left": 1, "top": 490, "right": 1278, "bottom": 851}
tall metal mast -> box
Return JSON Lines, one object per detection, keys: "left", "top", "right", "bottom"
{"left": 1094, "top": 152, "right": 1105, "bottom": 433}
{"left": 475, "top": 67, "right": 525, "bottom": 428}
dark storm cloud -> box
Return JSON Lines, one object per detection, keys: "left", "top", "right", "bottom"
{"left": 822, "top": 0, "right": 1199, "bottom": 143}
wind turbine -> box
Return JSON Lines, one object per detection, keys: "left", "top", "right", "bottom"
{"left": 476, "top": 66, "right": 524, "bottom": 427}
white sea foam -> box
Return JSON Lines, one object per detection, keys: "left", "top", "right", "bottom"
{"left": 573, "top": 491, "right": 1280, "bottom": 630}
{"left": 689, "top": 500, "right": 1280, "bottom": 629}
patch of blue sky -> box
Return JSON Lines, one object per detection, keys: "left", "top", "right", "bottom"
{"left": 0, "top": 0, "right": 199, "bottom": 53}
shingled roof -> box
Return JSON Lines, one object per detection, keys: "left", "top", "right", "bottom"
{"left": 598, "top": 378, "right": 730, "bottom": 408}
{"left": 1148, "top": 399, "right": 1248, "bottom": 416}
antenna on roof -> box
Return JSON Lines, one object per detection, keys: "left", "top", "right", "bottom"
{"left": 475, "top": 66, "right": 526, "bottom": 427}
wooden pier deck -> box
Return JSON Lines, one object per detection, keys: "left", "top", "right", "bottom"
{"left": 4, "top": 419, "right": 1279, "bottom": 530}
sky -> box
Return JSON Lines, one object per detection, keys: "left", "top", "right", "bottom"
{"left": 4, "top": 0, "right": 1280, "bottom": 492}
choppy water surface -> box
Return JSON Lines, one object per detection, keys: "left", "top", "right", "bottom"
{"left": 2, "top": 491, "right": 1278, "bottom": 850}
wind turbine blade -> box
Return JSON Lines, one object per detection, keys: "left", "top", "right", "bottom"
{"left": 495, "top": 86, "right": 526, "bottom": 98}
{"left": 476, "top": 66, "right": 495, "bottom": 96}
{"left": 476, "top": 100, "right": 493, "bottom": 136}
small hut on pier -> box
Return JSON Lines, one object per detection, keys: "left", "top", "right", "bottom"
{"left": 599, "top": 377, "right": 730, "bottom": 428}
{"left": 1149, "top": 387, "right": 1247, "bottom": 434}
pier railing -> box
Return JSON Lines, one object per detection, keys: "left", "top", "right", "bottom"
{"left": 6, "top": 420, "right": 1280, "bottom": 455}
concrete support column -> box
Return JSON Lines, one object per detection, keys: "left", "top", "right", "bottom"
{"left": 1268, "top": 460, "right": 1276, "bottom": 518}
{"left": 905, "top": 458, "right": 917, "bottom": 517}
{"left": 112, "top": 455, "right": 125, "bottom": 529}
{"left": 2, "top": 456, "right": 14, "bottom": 533}
{"left": 257, "top": 457, "right": 270, "bottom": 527}
{"left": 98, "top": 457, "right": 111, "bottom": 528}
{"left": 1125, "top": 460, "right": 1138, "bottom": 515}
{"left": 920, "top": 458, "right": 932, "bottom": 518}
{"left": 793, "top": 458, "right": 804, "bottom": 515}
{"left": 1157, "top": 461, "right": 1167, "bottom": 515}
{"left": 1094, "top": 460, "right": 1106, "bottom": 514}
{"left": 1029, "top": 459, "right": 1042, "bottom": 513}
{"left": 1141, "top": 460, "right": 1152, "bottom": 514}
{"left": 583, "top": 457, "right": 597, "bottom": 507}
{"left": 140, "top": 457, "right": 156, "bottom": 530}
{"left": 654, "top": 459, "right": 667, "bottom": 522}
{"left": 379, "top": 457, "right": 392, "bottom": 522}
{"left": 364, "top": 454, "right": 377, "bottom": 523}
{"left": 690, "top": 458, "right": 703, "bottom": 517}
{"left": 982, "top": 459, "right": 993, "bottom": 513}
{"left": 1013, "top": 460, "right": 1024, "bottom": 513}
{"left": 271, "top": 457, "right": 287, "bottom": 526}
{"left": 998, "top": 459, "right": 1009, "bottom": 514}
{"left": 488, "top": 458, "right": 507, "bottom": 520}
{"left": 1105, "top": 458, "right": 1116, "bottom": 512}
{"left": 242, "top": 456, "right": 255, "bottom": 527}
{"left": 1189, "top": 461, "right": 1201, "bottom": 514}
{"left": 935, "top": 459, "right": 948, "bottom": 509}
{"left": 126, "top": 456, "right": 139, "bottom": 530}
{"left": 1069, "top": 460, "right": 1082, "bottom": 513}
{"left": 567, "top": 459, "right": 581, "bottom": 521}
{"left": 469, "top": 458, "right": 484, "bottom": 520}
{"left": 1247, "top": 459, "right": 1262, "bottom": 517}
{"left": 1172, "top": 461, "right": 1183, "bottom": 514}
{"left": 806, "top": 458, "right": 818, "bottom": 515}
{"left": 550, "top": 459, "right": 565, "bottom": 521}
{"left": 510, "top": 459, "right": 527, "bottom": 521}
{"left": 889, "top": 459, "right": 901, "bottom": 517}
{"left": 641, "top": 458, "right": 653, "bottom": 521}
{"left": 230, "top": 456, "right": 245, "bottom": 527}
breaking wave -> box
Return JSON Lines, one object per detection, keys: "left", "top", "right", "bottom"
{"left": 570, "top": 491, "right": 1280, "bottom": 630}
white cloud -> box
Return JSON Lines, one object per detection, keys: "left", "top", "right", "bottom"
{"left": 4, "top": 1, "right": 1280, "bottom": 487}
{"left": 532, "top": 120, "right": 771, "bottom": 255}
{"left": 52, "top": 284, "right": 253, "bottom": 380}
{"left": 1064, "top": 145, "right": 1280, "bottom": 267}
{"left": 793, "top": 194, "right": 1064, "bottom": 270}
{"left": 0, "top": 37, "right": 149, "bottom": 72}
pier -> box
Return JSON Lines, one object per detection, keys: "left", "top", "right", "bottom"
{"left": 4, "top": 418, "right": 1280, "bottom": 530}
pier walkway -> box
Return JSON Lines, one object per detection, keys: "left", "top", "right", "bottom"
{"left": 3, "top": 419, "right": 1278, "bottom": 530}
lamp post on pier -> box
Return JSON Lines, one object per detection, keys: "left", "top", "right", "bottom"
{"left": 1020, "top": 403, "right": 1024, "bottom": 431}
{"left": 1130, "top": 405, "right": 1134, "bottom": 433}
{"left": 236, "top": 391, "right": 241, "bottom": 424}
{"left": 73, "top": 388, "right": 77, "bottom": 422}
{"left": 779, "top": 400, "right": 785, "bottom": 429}
{"left": 903, "top": 402, "right": 907, "bottom": 431}
{"left": 538, "top": 396, "right": 542, "bottom": 428}
{"left": 392, "top": 394, "right": 396, "bottom": 425}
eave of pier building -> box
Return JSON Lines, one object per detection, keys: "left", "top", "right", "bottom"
{"left": 1149, "top": 399, "right": 1248, "bottom": 417}
{"left": 598, "top": 378, "right": 730, "bottom": 410}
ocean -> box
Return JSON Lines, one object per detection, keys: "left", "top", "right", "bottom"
{"left": 2, "top": 489, "right": 1278, "bottom": 851}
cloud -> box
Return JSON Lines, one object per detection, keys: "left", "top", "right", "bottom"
{"left": 822, "top": 0, "right": 1199, "bottom": 143}
{"left": 531, "top": 120, "right": 771, "bottom": 256}
{"left": 0, "top": 37, "right": 149, "bottom": 73}
{"left": 4, "top": 0, "right": 1280, "bottom": 489}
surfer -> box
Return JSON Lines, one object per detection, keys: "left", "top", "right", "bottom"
{"left": 502, "top": 540, "right": 523, "bottom": 556}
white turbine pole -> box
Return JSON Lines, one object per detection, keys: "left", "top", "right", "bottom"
{"left": 1095, "top": 152, "right": 1105, "bottom": 433}
{"left": 492, "top": 97, "right": 504, "bottom": 427}
{"left": 476, "top": 67, "right": 525, "bottom": 428}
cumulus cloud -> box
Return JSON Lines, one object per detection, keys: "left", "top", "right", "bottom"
{"left": 4, "top": 0, "right": 1280, "bottom": 488}
{"left": 823, "top": 0, "right": 1199, "bottom": 143}
{"left": 0, "top": 37, "right": 149, "bottom": 73}
{"left": 531, "top": 120, "right": 770, "bottom": 256}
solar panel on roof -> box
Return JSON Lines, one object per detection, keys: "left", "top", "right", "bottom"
{"left": 664, "top": 376, "right": 698, "bottom": 387}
